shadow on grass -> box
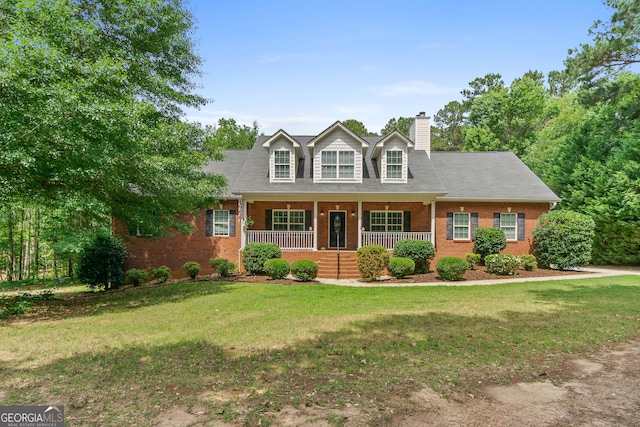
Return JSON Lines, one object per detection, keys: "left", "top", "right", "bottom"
{"left": 11, "top": 280, "right": 236, "bottom": 321}
{"left": 3, "top": 283, "right": 640, "bottom": 425}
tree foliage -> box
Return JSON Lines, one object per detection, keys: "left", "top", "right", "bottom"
{"left": 211, "top": 118, "right": 260, "bottom": 149}
{"left": 533, "top": 211, "right": 595, "bottom": 270}
{"left": 342, "top": 119, "right": 377, "bottom": 136}
{"left": 380, "top": 117, "right": 413, "bottom": 136}
{"left": 0, "top": 0, "right": 225, "bottom": 237}
{"left": 77, "top": 235, "right": 127, "bottom": 290}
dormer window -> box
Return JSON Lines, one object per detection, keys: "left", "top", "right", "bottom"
{"left": 274, "top": 150, "right": 290, "bottom": 179}
{"left": 321, "top": 150, "right": 355, "bottom": 179}
{"left": 386, "top": 150, "right": 403, "bottom": 179}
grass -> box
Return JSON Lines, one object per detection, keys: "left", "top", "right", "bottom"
{"left": 0, "top": 276, "right": 639, "bottom": 426}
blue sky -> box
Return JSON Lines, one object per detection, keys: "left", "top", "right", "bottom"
{"left": 184, "top": 0, "right": 613, "bottom": 135}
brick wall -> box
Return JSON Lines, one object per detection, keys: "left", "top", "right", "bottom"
{"left": 117, "top": 200, "right": 242, "bottom": 279}
{"left": 434, "top": 201, "right": 551, "bottom": 261}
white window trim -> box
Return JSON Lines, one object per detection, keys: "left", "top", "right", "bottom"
{"left": 273, "top": 149, "right": 292, "bottom": 181}
{"left": 500, "top": 212, "right": 517, "bottom": 241}
{"left": 453, "top": 212, "right": 470, "bottom": 240}
{"left": 370, "top": 210, "right": 403, "bottom": 232}
{"left": 272, "top": 209, "right": 305, "bottom": 231}
{"left": 213, "top": 210, "right": 230, "bottom": 236}
{"left": 321, "top": 150, "right": 355, "bottom": 180}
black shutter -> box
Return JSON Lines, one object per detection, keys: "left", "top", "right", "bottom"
{"left": 229, "top": 210, "right": 236, "bottom": 236}
{"left": 265, "top": 210, "right": 272, "bottom": 230}
{"left": 446, "top": 212, "right": 453, "bottom": 240}
{"left": 363, "top": 211, "right": 370, "bottom": 231}
{"left": 205, "top": 210, "right": 213, "bottom": 236}
{"left": 517, "top": 213, "right": 525, "bottom": 241}
{"left": 403, "top": 211, "right": 411, "bottom": 232}
{"left": 493, "top": 212, "right": 500, "bottom": 228}
{"left": 305, "top": 210, "right": 312, "bottom": 230}
{"left": 471, "top": 213, "right": 479, "bottom": 240}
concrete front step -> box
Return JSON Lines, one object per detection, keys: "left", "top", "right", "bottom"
{"left": 316, "top": 252, "right": 360, "bottom": 279}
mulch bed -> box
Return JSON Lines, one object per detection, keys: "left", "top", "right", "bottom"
{"left": 231, "top": 266, "right": 590, "bottom": 285}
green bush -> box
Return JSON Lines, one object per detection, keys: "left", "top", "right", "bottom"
{"left": 125, "top": 269, "right": 148, "bottom": 286}
{"left": 209, "top": 257, "right": 235, "bottom": 277}
{"left": 473, "top": 227, "right": 507, "bottom": 262}
{"left": 242, "top": 243, "right": 281, "bottom": 275}
{"left": 591, "top": 220, "right": 640, "bottom": 265}
{"left": 485, "top": 254, "right": 520, "bottom": 275}
{"left": 388, "top": 257, "right": 415, "bottom": 279}
{"left": 78, "top": 235, "right": 128, "bottom": 291}
{"left": 435, "top": 257, "right": 467, "bottom": 281}
{"left": 264, "top": 259, "right": 290, "bottom": 280}
{"left": 290, "top": 260, "right": 319, "bottom": 281}
{"left": 533, "top": 210, "right": 595, "bottom": 270}
{"left": 465, "top": 253, "right": 481, "bottom": 270}
{"left": 519, "top": 254, "right": 538, "bottom": 271}
{"left": 356, "top": 245, "right": 390, "bottom": 281}
{"left": 151, "top": 265, "right": 171, "bottom": 283}
{"left": 182, "top": 261, "right": 201, "bottom": 279}
{"left": 392, "top": 239, "right": 435, "bottom": 273}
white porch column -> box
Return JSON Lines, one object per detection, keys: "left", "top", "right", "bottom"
{"left": 357, "top": 200, "right": 363, "bottom": 248}
{"left": 313, "top": 200, "right": 318, "bottom": 251}
{"left": 240, "top": 198, "right": 248, "bottom": 249}
{"left": 431, "top": 201, "right": 436, "bottom": 247}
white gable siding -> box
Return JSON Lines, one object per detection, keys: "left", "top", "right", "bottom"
{"left": 313, "top": 131, "right": 363, "bottom": 183}
{"left": 381, "top": 139, "right": 408, "bottom": 183}
{"left": 269, "top": 139, "right": 295, "bottom": 183}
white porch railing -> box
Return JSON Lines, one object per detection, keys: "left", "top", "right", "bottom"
{"left": 246, "top": 230, "right": 315, "bottom": 251}
{"left": 361, "top": 232, "right": 432, "bottom": 250}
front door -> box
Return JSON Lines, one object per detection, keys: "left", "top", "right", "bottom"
{"left": 329, "top": 211, "right": 346, "bottom": 248}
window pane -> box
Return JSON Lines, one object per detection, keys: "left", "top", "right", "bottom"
{"left": 387, "top": 164, "right": 402, "bottom": 178}
{"left": 275, "top": 151, "right": 289, "bottom": 163}
{"left": 453, "top": 212, "right": 469, "bottom": 240}
{"left": 213, "top": 210, "right": 229, "bottom": 236}
{"left": 387, "top": 150, "right": 402, "bottom": 164}
{"left": 275, "top": 165, "right": 289, "bottom": 178}
{"left": 339, "top": 151, "right": 354, "bottom": 165}
{"left": 322, "top": 165, "right": 337, "bottom": 178}
{"left": 501, "top": 213, "right": 517, "bottom": 240}
{"left": 339, "top": 165, "right": 354, "bottom": 178}
{"left": 322, "top": 151, "right": 336, "bottom": 164}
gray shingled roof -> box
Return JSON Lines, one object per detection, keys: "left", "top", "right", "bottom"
{"left": 430, "top": 151, "right": 561, "bottom": 202}
{"left": 203, "top": 136, "right": 560, "bottom": 203}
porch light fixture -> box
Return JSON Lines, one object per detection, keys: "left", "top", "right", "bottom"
{"left": 320, "top": 210, "right": 324, "bottom": 217}
{"left": 351, "top": 210, "right": 355, "bottom": 217}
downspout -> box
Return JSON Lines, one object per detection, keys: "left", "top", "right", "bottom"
{"left": 549, "top": 201, "right": 558, "bottom": 211}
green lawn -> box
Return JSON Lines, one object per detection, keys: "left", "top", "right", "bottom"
{"left": 1, "top": 276, "right": 639, "bottom": 426}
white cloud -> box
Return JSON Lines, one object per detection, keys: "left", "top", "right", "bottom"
{"left": 373, "top": 80, "right": 461, "bottom": 97}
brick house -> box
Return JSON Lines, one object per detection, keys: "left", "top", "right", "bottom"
{"left": 121, "top": 113, "right": 560, "bottom": 278}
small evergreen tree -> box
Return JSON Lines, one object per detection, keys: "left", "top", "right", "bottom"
{"left": 78, "top": 235, "right": 127, "bottom": 291}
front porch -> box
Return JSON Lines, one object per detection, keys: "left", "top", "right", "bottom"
{"left": 246, "top": 230, "right": 433, "bottom": 251}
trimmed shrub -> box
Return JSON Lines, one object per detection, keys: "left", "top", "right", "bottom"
{"left": 519, "top": 254, "right": 538, "bottom": 271}
{"left": 356, "top": 245, "right": 390, "bottom": 281}
{"left": 78, "top": 235, "right": 127, "bottom": 291}
{"left": 264, "top": 259, "right": 290, "bottom": 280}
{"left": 392, "top": 239, "right": 436, "bottom": 273}
{"left": 125, "top": 269, "right": 148, "bottom": 286}
{"left": 290, "top": 260, "right": 319, "bottom": 281}
{"left": 465, "top": 253, "right": 481, "bottom": 270}
{"left": 182, "top": 261, "right": 201, "bottom": 279}
{"left": 473, "top": 227, "right": 507, "bottom": 262}
{"left": 435, "top": 257, "right": 467, "bottom": 281}
{"left": 242, "top": 243, "right": 281, "bottom": 275}
{"left": 533, "top": 210, "right": 595, "bottom": 270}
{"left": 388, "top": 257, "right": 415, "bottom": 279}
{"left": 151, "top": 265, "right": 171, "bottom": 284}
{"left": 209, "top": 257, "right": 235, "bottom": 277}
{"left": 485, "top": 254, "right": 520, "bottom": 275}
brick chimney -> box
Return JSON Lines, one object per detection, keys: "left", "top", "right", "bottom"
{"left": 409, "top": 112, "right": 431, "bottom": 157}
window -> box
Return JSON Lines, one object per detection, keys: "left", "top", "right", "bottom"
{"left": 386, "top": 150, "right": 403, "bottom": 179}
{"left": 500, "top": 213, "right": 517, "bottom": 240}
{"left": 370, "top": 211, "right": 403, "bottom": 232}
{"left": 321, "top": 150, "right": 355, "bottom": 179}
{"left": 272, "top": 210, "right": 305, "bottom": 231}
{"left": 274, "top": 150, "right": 290, "bottom": 179}
{"left": 453, "top": 212, "right": 470, "bottom": 240}
{"left": 214, "top": 210, "right": 229, "bottom": 236}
